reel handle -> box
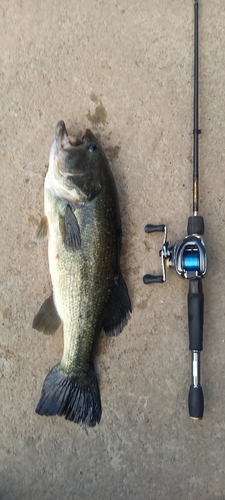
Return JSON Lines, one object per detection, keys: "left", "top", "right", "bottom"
{"left": 143, "top": 224, "right": 167, "bottom": 284}
{"left": 187, "top": 279, "right": 204, "bottom": 419}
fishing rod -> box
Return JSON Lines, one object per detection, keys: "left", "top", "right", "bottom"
{"left": 143, "top": 0, "right": 207, "bottom": 419}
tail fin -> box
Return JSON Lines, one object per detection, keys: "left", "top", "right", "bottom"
{"left": 36, "top": 364, "right": 102, "bottom": 426}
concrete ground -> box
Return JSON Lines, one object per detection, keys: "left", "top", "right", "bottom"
{"left": 1, "top": 0, "right": 225, "bottom": 499}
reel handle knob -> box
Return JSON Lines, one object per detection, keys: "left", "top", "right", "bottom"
{"left": 143, "top": 274, "right": 164, "bottom": 284}
{"left": 145, "top": 224, "right": 165, "bottom": 233}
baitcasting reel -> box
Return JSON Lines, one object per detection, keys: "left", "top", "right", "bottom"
{"left": 143, "top": 216, "right": 207, "bottom": 284}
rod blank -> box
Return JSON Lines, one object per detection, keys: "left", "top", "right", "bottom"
{"left": 193, "top": 0, "right": 199, "bottom": 215}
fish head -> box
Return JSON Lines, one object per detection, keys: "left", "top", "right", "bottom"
{"left": 48, "top": 121, "right": 107, "bottom": 202}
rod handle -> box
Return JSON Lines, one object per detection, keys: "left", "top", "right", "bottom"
{"left": 188, "top": 385, "right": 204, "bottom": 419}
{"left": 188, "top": 280, "right": 204, "bottom": 351}
{"left": 143, "top": 274, "right": 163, "bottom": 284}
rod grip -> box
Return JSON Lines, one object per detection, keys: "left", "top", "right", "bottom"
{"left": 187, "top": 215, "right": 204, "bottom": 235}
{"left": 188, "top": 280, "right": 204, "bottom": 351}
{"left": 188, "top": 385, "right": 204, "bottom": 419}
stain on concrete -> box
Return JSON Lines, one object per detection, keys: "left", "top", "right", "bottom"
{"left": 86, "top": 94, "right": 107, "bottom": 126}
{"left": 28, "top": 214, "right": 39, "bottom": 226}
{"left": 2, "top": 308, "right": 12, "bottom": 320}
{"left": 137, "top": 299, "right": 148, "bottom": 310}
{"left": 105, "top": 144, "right": 121, "bottom": 162}
{"left": 90, "top": 91, "right": 99, "bottom": 104}
{"left": 0, "top": 343, "right": 14, "bottom": 359}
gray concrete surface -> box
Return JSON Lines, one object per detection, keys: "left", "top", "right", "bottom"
{"left": 1, "top": 0, "right": 225, "bottom": 499}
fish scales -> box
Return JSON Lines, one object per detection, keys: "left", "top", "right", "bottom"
{"left": 46, "top": 187, "right": 118, "bottom": 373}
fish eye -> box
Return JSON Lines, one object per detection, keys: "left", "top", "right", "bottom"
{"left": 88, "top": 144, "right": 97, "bottom": 152}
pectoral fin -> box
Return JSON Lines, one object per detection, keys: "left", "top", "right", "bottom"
{"left": 32, "top": 295, "right": 62, "bottom": 334}
{"left": 59, "top": 204, "right": 81, "bottom": 250}
{"left": 102, "top": 273, "right": 132, "bottom": 336}
{"left": 36, "top": 216, "right": 48, "bottom": 239}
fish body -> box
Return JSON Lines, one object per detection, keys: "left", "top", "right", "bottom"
{"left": 33, "top": 121, "right": 131, "bottom": 426}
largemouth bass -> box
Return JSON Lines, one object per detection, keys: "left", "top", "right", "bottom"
{"left": 33, "top": 121, "right": 131, "bottom": 426}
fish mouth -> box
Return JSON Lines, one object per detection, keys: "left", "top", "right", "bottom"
{"left": 52, "top": 121, "right": 85, "bottom": 177}
{"left": 55, "top": 120, "right": 68, "bottom": 147}
{"left": 55, "top": 120, "right": 83, "bottom": 149}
